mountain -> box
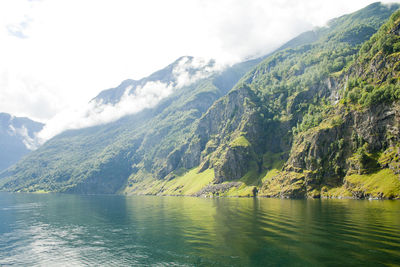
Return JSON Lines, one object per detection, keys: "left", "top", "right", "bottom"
{"left": 93, "top": 56, "right": 217, "bottom": 105}
{"left": 1, "top": 2, "right": 399, "bottom": 199}
{"left": 0, "top": 113, "right": 43, "bottom": 171}
{"left": 0, "top": 55, "right": 264, "bottom": 193}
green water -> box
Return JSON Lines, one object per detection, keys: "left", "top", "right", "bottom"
{"left": 0, "top": 193, "right": 399, "bottom": 266}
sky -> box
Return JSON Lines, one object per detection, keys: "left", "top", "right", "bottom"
{"left": 1, "top": 0, "right": 399, "bottom": 126}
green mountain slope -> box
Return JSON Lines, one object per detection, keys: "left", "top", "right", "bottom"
{"left": 278, "top": 8, "right": 400, "bottom": 199}
{"left": 1, "top": 2, "right": 399, "bottom": 199}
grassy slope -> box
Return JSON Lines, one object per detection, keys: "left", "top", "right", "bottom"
{"left": 123, "top": 167, "right": 214, "bottom": 196}
{"left": 321, "top": 169, "right": 400, "bottom": 199}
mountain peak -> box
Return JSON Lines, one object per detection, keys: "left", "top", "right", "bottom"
{"left": 92, "top": 56, "right": 218, "bottom": 106}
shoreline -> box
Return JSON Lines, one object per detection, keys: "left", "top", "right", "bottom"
{"left": 1, "top": 190, "right": 399, "bottom": 200}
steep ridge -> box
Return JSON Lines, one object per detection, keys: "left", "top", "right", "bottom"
{"left": 0, "top": 113, "right": 43, "bottom": 171}
{"left": 272, "top": 9, "right": 400, "bottom": 199}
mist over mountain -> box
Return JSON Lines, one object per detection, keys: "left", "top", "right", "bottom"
{"left": 36, "top": 57, "right": 225, "bottom": 142}
{"left": 1, "top": 2, "right": 400, "bottom": 199}
{"left": 0, "top": 113, "right": 43, "bottom": 171}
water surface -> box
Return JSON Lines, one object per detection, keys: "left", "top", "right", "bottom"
{"left": 0, "top": 193, "right": 399, "bottom": 266}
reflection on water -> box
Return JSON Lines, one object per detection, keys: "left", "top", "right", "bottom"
{"left": 0, "top": 193, "right": 399, "bottom": 266}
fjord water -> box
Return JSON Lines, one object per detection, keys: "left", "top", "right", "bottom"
{"left": 0, "top": 193, "right": 399, "bottom": 266}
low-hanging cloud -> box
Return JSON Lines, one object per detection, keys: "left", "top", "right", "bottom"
{"left": 172, "top": 57, "right": 223, "bottom": 88}
{"left": 8, "top": 124, "right": 40, "bottom": 150}
{"left": 0, "top": 71, "right": 63, "bottom": 122}
{"left": 7, "top": 16, "right": 32, "bottom": 39}
{"left": 36, "top": 57, "right": 224, "bottom": 142}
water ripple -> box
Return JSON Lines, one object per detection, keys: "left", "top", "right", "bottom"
{"left": 0, "top": 194, "right": 399, "bottom": 266}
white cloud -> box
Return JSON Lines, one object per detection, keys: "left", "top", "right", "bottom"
{"left": 0, "top": 0, "right": 399, "bottom": 128}
{"left": 172, "top": 57, "right": 224, "bottom": 88}
{"left": 37, "top": 56, "right": 220, "bottom": 141}
{"left": 6, "top": 16, "right": 32, "bottom": 39}
{"left": 8, "top": 124, "right": 40, "bottom": 150}
{"left": 0, "top": 71, "right": 64, "bottom": 121}
{"left": 37, "top": 81, "right": 175, "bottom": 141}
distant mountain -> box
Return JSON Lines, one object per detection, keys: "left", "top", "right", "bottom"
{"left": 1, "top": 2, "right": 400, "bottom": 199}
{"left": 0, "top": 113, "right": 43, "bottom": 171}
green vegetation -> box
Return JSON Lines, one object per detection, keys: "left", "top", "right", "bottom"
{"left": 262, "top": 152, "right": 285, "bottom": 170}
{"left": 342, "top": 10, "right": 400, "bottom": 108}
{"left": 223, "top": 183, "right": 256, "bottom": 197}
{"left": 239, "top": 4, "right": 400, "bottom": 137}
{"left": 162, "top": 168, "right": 215, "bottom": 196}
{"left": 346, "top": 169, "right": 400, "bottom": 199}
{"left": 261, "top": 169, "right": 281, "bottom": 183}
{"left": 125, "top": 167, "right": 215, "bottom": 196}
{"left": 230, "top": 136, "right": 251, "bottom": 148}
{"left": 260, "top": 171, "right": 306, "bottom": 198}
{"left": 344, "top": 78, "right": 400, "bottom": 107}
{"left": 320, "top": 186, "right": 353, "bottom": 199}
